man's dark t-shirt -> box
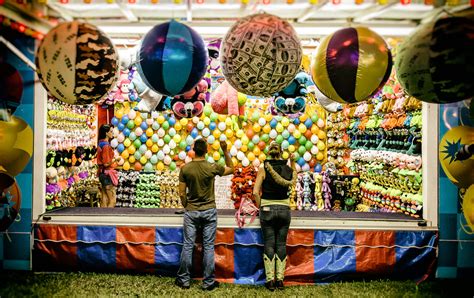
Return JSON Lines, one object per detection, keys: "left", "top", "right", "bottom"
{"left": 179, "top": 160, "right": 225, "bottom": 211}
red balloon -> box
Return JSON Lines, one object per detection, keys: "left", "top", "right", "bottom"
{"left": 188, "top": 150, "right": 195, "bottom": 158}
{"left": 309, "top": 158, "right": 317, "bottom": 168}
{"left": 246, "top": 128, "right": 254, "bottom": 139}
{"left": 134, "top": 162, "right": 142, "bottom": 171}
{"left": 187, "top": 123, "right": 194, "bottom": 132}
{"left": 304, "top": 129, "right": 313, "bottom": 140}
{"left": 258, "top": 141, "right": 266, "bottom": 150}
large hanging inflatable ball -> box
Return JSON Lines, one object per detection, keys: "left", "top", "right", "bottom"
{"left": 0, "top": 62, "right": 23, "bottom": 114}
{"left": 463, "top": 185, "right": 474, "bottom": 232}
{"left": 220, "top": 13, "right": 302, "bottom": 97}
{"left": 0, "top": 178, "right": 21, "bottom": 232}
{"left": 137, "top": 20, "right": 208, "bottom": 97}
{"left": 311, "top": 26, "right": 392, "bottom": 104}
{"left": 36, "top": 21, "right": 119, "bottom": 105}
{"left": 395, "top": 15, "right": 474, "bottom": 104}
{"left": 439, "top": 125, "right": 474, "bottom": 189}
{"left": 0, "top": 116, "right": 33, "bottom": 181}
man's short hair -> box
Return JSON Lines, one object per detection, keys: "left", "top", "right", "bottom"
{"left": 193, "top": 138, "right": 207, "bottom": 157}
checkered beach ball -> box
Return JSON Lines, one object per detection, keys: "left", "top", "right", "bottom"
{"left": 220, "top": 13, "right": 302, "bottom": 97}
{"left": 36, "top": 21, "right": 119, "bottom": 105}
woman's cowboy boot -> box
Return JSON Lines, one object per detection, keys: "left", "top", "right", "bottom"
{"left": 263, "top": 254, "right": 276, "bottom": 291}
{"left": 275, "top": 255, "right": 287, "bottom": 290}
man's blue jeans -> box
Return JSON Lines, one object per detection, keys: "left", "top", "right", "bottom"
{"left": 176, "top": 208, "right": 217, "bottom": 288}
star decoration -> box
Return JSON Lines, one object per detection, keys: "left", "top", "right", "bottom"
{"left": 442, "top": 138, "right": 464, "bottom": 164}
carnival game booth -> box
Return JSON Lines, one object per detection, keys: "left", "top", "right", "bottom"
{"left": 1, "top": 0, "right": 473, "bottom": 283}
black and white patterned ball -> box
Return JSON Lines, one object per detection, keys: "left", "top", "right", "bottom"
{"left": 220, "top": 13, "right": 302, "bottom": 97}
{"left": 36, "top": 21, "right": 119, "bottom": 105}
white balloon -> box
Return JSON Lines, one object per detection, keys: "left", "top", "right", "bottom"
{"left": 311, "top": 145, "right": 319, "bottom": 155}
{"left": 218, "top": 122, "right": 226, "bottom": 131}
{"left": 234, "top": 139, "right": 242, "bottom": 149}
{"left": 303, "top": 151, "right": 311, "bottom": 161}
{"left": 110, "top": 139, "right": 118, "bottom": 148}
{"left": 258, "top": 118, "right": 266, "bottom": 127}
{"left": 197, "top": 121, "right": 205, "bottom": 130}
{"left": 202, "top": 128, "right": 210, "bottom": 137}
{"left": 311, "top": 135, "right": 319, "bottom": 144}
{"left": 157, "top": 151, "right": 165, "bottom": 160}
{"left": 230, "top": 146, "right": 238, "bottom": 156}
{"left": 302, "top": 164, "right": 310, "bottom": 172}
{"left": 207, "top": 156, "right": 215, "bottom": 163}
{"left": 145, "top": 150, "right": 152, "bottom": 159}
{"left": 192, "top": 116, "right": 200, "bottom": 124}
{"left": 207, "top": 135, "right": 215, "bottom": 144}
{"left": 169, "top": 140, "right": 176, "bottom": 149}
{"left": 237, "top": 151, "right": 245, "bottom": 161}
{"left": 164, "top": 155, "right": 171, "bottom": 165}
{"left": 219, "top": 134, "right": 227, "bottom": 141}
{"left": 168, "top": 128, "right": 176, "bottom": 137}
{"left": 252, "top": 159, "right": 261, "bottom": 168}
{"left": 186, "top": 135, "right": 194, "bottom": 145}
{"left": 178, "top": 151, "right": 187, "bottom": 160}
{"left": 317, "top": 118, "right": 325, "bottom": 129}
{"left": 269, "top": 129, "right": 277, "bottom": 139}
{"left": 163, "top": 144, "right": 170, "bottom": 154}
{"left": 252, "top": 135, "right": 260, "bottom": 144}
{"left": 157, "top": 128, "right": 165, "bottom": 137}
{"left": 151, "top": 111, "right": 159, "bottom": 119}
{"left": 157, "top": 139, "right": 164, "bottom": 147}
{"left": 242, "top": 158, "right": 250, "bottom": 167}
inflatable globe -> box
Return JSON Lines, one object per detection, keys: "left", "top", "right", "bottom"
{"left": 395, "top": 15, "right": 474, "bottom": 104}
{"left": 137, "top": 20, "right": 208, "bottom": 97}
{"left": 311, "top": 27, "right": 392, "bottom": 104}
{"left": 221, "top": 13, "right": 302, "bottom": 96}
{"left": 36, "top": 21, "right": 119, "bottom": 105}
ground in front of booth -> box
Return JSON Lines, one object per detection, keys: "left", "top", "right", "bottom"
{"left": 0, "top": 272, "right": 471, "bottom": 297}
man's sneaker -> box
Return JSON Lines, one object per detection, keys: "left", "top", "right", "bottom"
{"left": 203, "top": 281, "right": 220, "bottom": 291}
{"left": 174, "top": 279, "right": 190, "bottom": 289}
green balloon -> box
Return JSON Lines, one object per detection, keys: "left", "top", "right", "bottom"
{"left": 311, "top": 115, "right": 318, "bottom": 123}
{"left": 127, "top": 120, "right": 135, "bottom": 129}
{"left": 251, "top": 111, "right": 260, "bottom": 122}
{"left": 204, "top": 105, "right": 213, "bottom": 116}
{"left": 293, "top": 152, "right": 300, "bottom": 161}
{"left": 169, "top": 162, "right": 176, "bottom": 171}
{"left": 133, "top": 139, "right": 142, "bottom": 149}
{"left": 179, "top": 140, "right": 187, "bottom": 149}
{"left": 162, "top": 121, "right": 170, "bottom": 130}
{"left": 282, "top": 130, "right": 290, "bottom": 139}
{"left": 261, "top": 134, "right": 270, "bottom": 142}
{"left": 305, "top": 141, "right": 313, "bottom": 150}
{"left": 164, "top": 135, "right": 171, "bottom": 144}
{"left": 298, "top": 145, "right": 306, "bottom": 155}
{"left": 276, "top": 135, "right": 284, "bottom": 144}
{"left": 298, "top": 136, "right": 307, "bottom": 145}
{"left": 210, "top": 112, "right": 218, "bottom": 121}
{"left": 134, "top": 151, "right": 142, "bottom": 160}
{"left": 264, "top": 147, "right": 269, "bottom": 154}
{"left": 247, "top": 141, "right": 255, "bottom": 150}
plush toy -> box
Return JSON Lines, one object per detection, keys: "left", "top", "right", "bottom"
{"left": 133, "top": 72, "right": 166, "bottom": 112}
{"left": 171, "top": 79, "right": 208, "bottom": 119}
{"left": 321, "top": 171, "right": 332, "bottom": 211}
{"left": 302, "top": 172, "right": 314, "bottom": 211}
{"left": 295, "top": 173, "right": 304, "bottom": 210}
{"left": 313, "top": 173, "right": 324, "bottom": 211}
{"left": 272, "top": 71, "right": 312, "bottom": 115}
{"left": 231, "top": 166, "right": 257, "bottom": 209}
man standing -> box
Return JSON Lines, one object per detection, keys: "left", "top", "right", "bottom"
{"left": 175, "top": 139, "right": 234, "bottom": 291}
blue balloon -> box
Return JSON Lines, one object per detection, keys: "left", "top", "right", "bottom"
{"left": 111, "top": 117, "right": 119, "bottom": 126}
{"left": 297, "top": 157, "right": 306, "bottom": 166}
{"left": 121, "top": 115, "right": 129, "bottom": 125}
{"left": 314, "top": 163, "right": 322, "bottom": 173}
{"left": 185, "top": 145, "right": 191, "bottom": 152}
{"left": 140, "top": 134, "right": 148, "bottom": 143}
{"left": 117, "top": 144, "right": 125, "bottom": 153}
{"left": 123, "top": 128, "right": 131, "bottom": 137}
{"left": 117, "top": 122, "right": 125, "bottom": 131}
{"left": 191, "top": 128, "right": 199, "bottom": 139}
{"left": 209, "top": 122, "right": 217, "bottom": 130}
{"left": 137, "top": 20, "right": 208, "bottom": 96}
{"left": 140, "top": 121, "right": 148, "bottom": 130}
{"left": 293, "top": 118, "right": 300, "bottom": 125}
{"left": 168, "top": 117, "right": 176, "bottom": 126}
{"left": 288, "top": 136, "right": 296, "bottom": 145}
{"left": 304, "top": 118, "right": 313, "bottom": 128}
{"left": 270, "top": 119, "right": 278, "bottom": 128}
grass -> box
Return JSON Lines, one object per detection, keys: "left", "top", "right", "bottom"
{"left": 0, "top": 272, "right": 472, "bottom": 297}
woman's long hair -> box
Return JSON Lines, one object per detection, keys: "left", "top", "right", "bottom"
{"left": 98, "top": 124, "right": 112, "bottom": 142}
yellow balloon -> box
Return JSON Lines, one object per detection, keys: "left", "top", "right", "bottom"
{"left": 157, "top": 162, "right": 164, "bottom": 171}
{"left": 253, "top": 147, "right": 261, "bottom": 156}
{"left": 318, "top": 130, "right": 326, "bottom": 140}
{"left": 157, "top": 115, "right": 165, "bottom": 124}
{"left": 175, "top": 122, "right": 182, "bottom": 131}
{"left": 316, "top": 152, "right": 324, "bottom": 161}
{"left": 317, "top": 141, "right": 326, "bottom": 151}
{"left": 140, "top": 156, "right": 147, "bottom": 165}
{"left": 121, "top": 150, "right": 129, "bottom": 159}
{"left": 203, "top": 117, "right": 211, "bottom": 126}
{"left": 282, "top": 151, "right": 289, "bottom": 159}
{"left": 173, "top": 134, "right": 182, "bottom": 143}
{"left": 134, "top": 116, "right": 142, "bottom": 126}
{"left": 288, "top": 145, "right": 295, "bottom": 153}
{"left": 241, "top": 145, "right": 248, "bottom": 152}
{"left": 218, "top": 114, "right": 227, "bottom": 122}
{"left": 241, "top": 135, "right": 249, "bottom": 145}
{"left": 237, "top": 92, "right": 247, "bottom": 106}
{"left": 225, "top": 118, "right": 233, "bottom": 127}
{"left": 299, "top": 114, "right": 308, "bottom": 122}
{"left": 293, "top": 130, "right": 301, "bottom": 139}
{"left": 232, "top": 157, "right": 238, "bottom": 166}
{"left": 253, "top": 123, "right": 261, "bottom": 133}
{"left": 146, "top": 128, "right": 153, "bottom": 137}
{"left": 276, "top": 123, "right": 284, "bottom": 133}
{"left": 213, "top": 129, "right": 221, "bottom": 139}
{"left": 212, "top": 142, "right": 221, "bottom": 150}
{"left": 128, "top": 146, "right": 136, "bottom": 154}
{"left": 124, "top": 138, "right": 131, "bottom": 147}
{"left": 264, "top": 114, "right": 273, "bottom": 122}
{"left": 281, "top": 117, "right": 289, "bottom": 127}
{"left": 311, "top": 125, "right": 319, "bottom": 135}
{"left": 225, "top": 129, "right": 234, "bottom": 139}
{"left": 213, "top": 151, "right": 220, "bottom": 160}
{"left": 123, "top": 161, "right": 130, "bottom": 171}
{"left": 248, "top": 152, "right": 256, "bottom": 161}
{"left": 236, "top": 129, "right": 244, "bottom": 138}
{"left": 151, "top": 144, "right": 159, "bottom": 153}
{"left": 298, "top": 123, "right": 307, "bottom": 134}
{"left": 129, "top": 156, "right": 136, "bottom": 163}
{"left": 115, "top": 109, "right": 124, "bottom": 119}
{"left": 259, "top": 153, "right": 267, "bottom": 161}
{"left": 263, "top": 124, "right": 271, "bottom": 134}
{"left": 146, "top": 139, "right": 153, "bottom": 147}
{"left": 0, "top": 116, "right": 33, "bottom": 177}
{"left": 180, "top": 118, "right": 188, "bottom": 126}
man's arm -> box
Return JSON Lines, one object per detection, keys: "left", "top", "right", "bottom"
{"left": 220, "top": 140, "right": 234, "bottom": 176}
{"left": 179, "top": 182, "right": 187, "bottom": 208}
{"left": 252, "top": 165, "right": 265, "bottom": 208}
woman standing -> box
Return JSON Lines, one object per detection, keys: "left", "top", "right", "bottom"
{"left": 252, "top": 141, "right": 297, "bottom": 291}
{"left": 97, "top": 124, "right": 119, "bottom": 208}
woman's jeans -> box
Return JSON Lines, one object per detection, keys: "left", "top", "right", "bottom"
{"left": 259, "top": 205, "right": 291, "bottom": 259}
{"left": 177, "top": 208, "right": 217, "bottom": 288}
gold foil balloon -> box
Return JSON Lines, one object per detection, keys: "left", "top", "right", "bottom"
{"left": 311, "top": 27, "right": 392, "bottom": 104}
{"left": 221, "top": 13, "right": 302, "bottom": 97}
{"left": 0, "top": 116, "right": 33, "bottom": 179}
{"left": 439, "top": 125, "right": 474, "bottom": 189}
{"left": 36, "top": 21, "right": 119, "bottom": 105}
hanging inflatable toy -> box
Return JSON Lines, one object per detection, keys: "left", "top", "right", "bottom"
{"left": 36, "top": 21, "right": 119, "bottom": 105}
{"left": 0, "top": 62, "right": 23, "bottom": 116}
{"left": 132, "top": 71, "right": 165, "bottom": 112}
{"left": 315, "top": 85, "right": 341, "bottom": 113}
{"left": 171, "top": 79, "right": 208, "bottom": 119}
{"left": 395, "top": 14, "right": 474, "bottom": 104}
{"left": 462, "top": 185, "right": 474, "bottom": 233}
{"left": 220, "top": 13, "right": 302, "bottom": 96}
{"left": 311, "top": 26, "right": 392, "bottom": 104}
{"left": 0, "top": 178, "right": 21, "bottom": 232}
{"left": 137, "top": 20, "right": 208, "bottom": 97}
{"left": 272, "top": 71, "right": 312, "bottom": 115}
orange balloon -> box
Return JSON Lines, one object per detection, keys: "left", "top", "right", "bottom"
{"left": 188, "top": 150, "right": 195, "bottom": 158}
{"left": 304, "top": 129, "right": 313, "bottom": 139}
{"left": 309, "top": 158, "right": 317, "bottom": 168}
{"left": 246, "top": 128, "right": 254, "bottom": 139}
{"left": 134, "top": 162, "right": 142, "bottom": 171}
{"left": 258, "top": 141, "right": 266, "bottom": 151}
{"left": 121, "top": 150, "right": 129, "bottom": 159}
{"left": 187, "top": 123, "right": 194, "bottom": 132}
